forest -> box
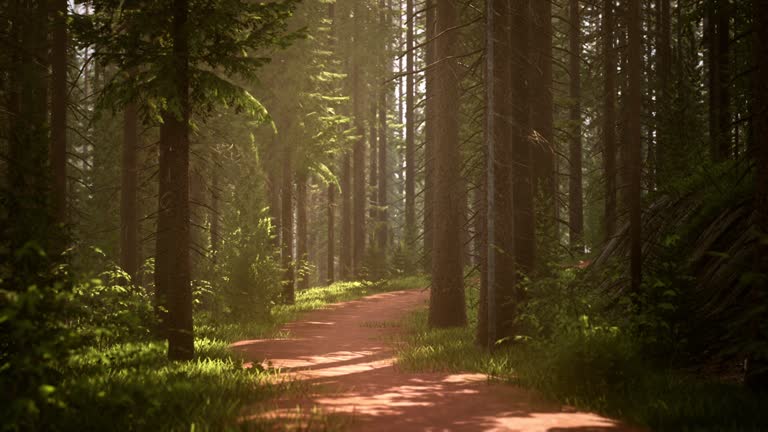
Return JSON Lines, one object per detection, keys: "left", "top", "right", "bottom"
{"left": 1, "top": 0, "right": 767, "bottom": 430}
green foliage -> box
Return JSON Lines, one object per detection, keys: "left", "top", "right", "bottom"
{"left": 69, "top": 268, "right": 156, "bottom": 345}
{"left": 396, "top": 271, "right": 768, "bottom": 431}
{"left": 217, "top": 218, "right": 281, "bottom": 322}
{"left": 0, "top": 244, "right": 73, "bottom": 431}
{"left": 72, "top": 0, "right": 301, "bottom": 122}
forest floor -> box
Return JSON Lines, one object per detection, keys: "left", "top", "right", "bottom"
{"left": 231, "top": 289, "right": 644, "bottom": 431}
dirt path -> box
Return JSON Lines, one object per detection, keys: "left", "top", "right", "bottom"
{"left": 232, "top": 289, "right": 642, "bottom": 431}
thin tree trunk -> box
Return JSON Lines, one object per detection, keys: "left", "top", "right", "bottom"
{"left": 327, "top": 183, "right": 336, "bottom": 284}
{"left": 267, "top": 136, "right": 282, "bottom": 248}
{"left": 429, "top": 0, "right": 465, "bottom": 328}
{"left": 475, "top": 0, "right": 496, "bottom": 349}
{"left": 297, "top": 173, "right": 309, "bottom": 291}
{"left": 50, "top": 0, "right": 67, "bottom": 233}
{"left": 352, "top": 2, "right": 366, "bottom": 278}
{"left": 281, "top": 145, "right": 295, "bottom": 303}
{"left": 603, "top": 0, "right": 618, "bottom": 241}
{"left": 423, "top": 0, "right": 435, "bottom": 273}
{"left": 327, "top": 0, "right": 337, "bottom": 285}
{"left": 405, "top": 0, "right": 416, "bottom": 249}
{"left": 156, "top": 0, "right": 193, "bottom": 361}
{"left": 627, "top": 0, "right": 643, "bottom": 295}
{"left": 210, "top": 154, "right": 221, "bottom": 260}
{"left": 716, "top": 0, "right": 731, "bottom": 160}
{"left": 377, "top": 0, "right": 390, "bottom": 257}
{"left": 568, "top": 0, "right": 583, "bottom": 249}
{"left": 656, "top": 0, "right": 671, "bottom": 184}
{"left": 121, "top": 101, "right": 139, "bottom": 281}
{"left": 530, "top": 0, "right": 556, "bottom": 260}
{"left": 369, "top": 102, "right": 378, "bottom": 231}
{"left": 706, "top": 0, "right": 722, "bottom": 161}
{"left": 340, "top": 153, "right": 352, "bottom": 279}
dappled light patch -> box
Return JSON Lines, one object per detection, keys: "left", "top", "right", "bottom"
{"left": 236, "top": 289, "right": 640, "bottom": 431}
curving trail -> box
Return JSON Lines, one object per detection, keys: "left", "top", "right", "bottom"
{"left": 232, "top": 289, "right": 643, "bottom": 431}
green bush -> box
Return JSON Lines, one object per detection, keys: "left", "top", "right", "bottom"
{"left": 217, "top": 218, "right": 281, "bottom": 323}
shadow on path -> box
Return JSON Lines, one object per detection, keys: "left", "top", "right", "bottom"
{"left": 233, "top": 290, "right": 643, "bottom": 431}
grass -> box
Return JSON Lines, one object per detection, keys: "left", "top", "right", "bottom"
{"left": 41, "top": 275, "right": 427, "bottom": 432}
{"left": 395, "top": 287, "right": 768, "bottom": 432}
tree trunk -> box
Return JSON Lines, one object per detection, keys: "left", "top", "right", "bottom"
{"left": 627, "top": 0, "right": 643, "bottom": 295}
{"left": 297, "top": 173, "right": 309, "bottom": 291}
{"left": 476, "top": 0, "right": 498, "bottom": 349}
{"left": 706, "top": 0, "right": 730, "bottom": 161}
{"left": 267, "top": 136, "right": 282, "bottom": 248}
{"left": 327, "top": 0, "right": 337, "bottom": 286}
{"left": 568, "top": 0, "right": 583, "bottom": 249}
{"left": 603, "top": 0, "right": 618, "bottom": 242}
{"left": 327, "top": 183, "right": 336, "bottom": 284}
{"left": 352, "top": 2, "right": 366, "bottom": 279}
{"left": 377, "top": 0, "right": 390, "bottom": 261}
{"left": 655, "top": 0, "right": 671, "bottom": 185}
{"left": 423, "top": 0, "right": 435, "bottom": 273}
{"left": 121, "top": 101, "right": 139, "bottom": 281}
{"left": 340, "top": 153, "right": 352, "bottom": 279}
{"left": 50, "top": 0, "right": 67, "bottom": 233}
{"left": 156, "top": 0, "right": 193, "bottom": 361}
{"left": 429, "top": 0, "right": 465, "bottom": 328}
{"left": 530, "top": 0, "right": 556, "bottom": 259}
{"left": 8, "top": 0, "right": 50, "bottom": 254}
{"left": 369, "top": 102, "right": 378, "bottom": 231}
{"left": 210, "top": 154, "right": 221, "bottom": 260}
{"left": 490, "top": 0, "right": 517, "bottom": 340}
{"left": 281, "top": 145, "right": 295, "bottom": 304}
{"left": 716, "top": 0, "right": 731, "bottom": 160}
{"left": 405, "top": 0, "right": 416, "bottom": 250}
{"left": 512, "top": 0, "right": 534, "bottom": 276}
{"left": 746, "top": 0, "right": 768, "bottom": 391}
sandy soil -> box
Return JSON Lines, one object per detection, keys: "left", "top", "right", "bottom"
{"left": 232, "top": 289, "right": 644, "bottom": 431}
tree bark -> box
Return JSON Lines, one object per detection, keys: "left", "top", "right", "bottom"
{"left": 340, "top": 153, "right": 352, "bottom": 279}
{"left": 404, "top": 0, "right": 416, "bottom": 250}
{"left": 210, "top": 153, "right": 221, "bottom": 260}
{"left": 706, "top": 0, "right": 730, "bottom": 161}
{"left": 489, "top": 0, "right": 517, "bottom": 340}
{"left": 627, "top": 0, "right": 643, "bottom": 295}
{"left": 655, "top": 0, "right": 671, "bottom": 185}
{"left": 327, "top": 183, "right": 336, "bottom": 284}
{"left": 512, "top": 0, "right": 534, "bottom": 276}
{"left": 156, "top": 0, "right": 193, "bottom": 361}
{"left": 281, "top": 145, "right": 295, "bottom": 303}
{"left": 297, "top": 173, "right": 309, "bottom": 291}
{"left": 267, "top": 135, "right": 282, "bottom": 248}
{"left": 746, "top": 0, "right": 768, "bottom": 391}
{"left": 568, "top": 0, "right": 584, "bottom": 249}
{"left": 352, "top": 2, "right": 366, "bottom": 278}
{"left": 423, "top": 0, "right": 435, "bottom": 273}
{"left": 8, "top": 0, "right": 50, "bottom": 254}
{"left": 429, "top": 0, "right": 466, "bottom": 328}
{"left": 121, "top": 101, "right": 139, "bottom": 281}
{"left": 377, "top": 0, "right": 390, "bottom": 260}
{"left": 603, "top": 0, "right": 618, "bottom": 242}
{"left": 716, "top": 0, "right": 731, "bottom": 160}
{"left": 50, "top": 0, "right": 68, "bottom": 232}
{"left": 530, "top": 0, "right": 556, "bottom": 258}
{"left": 369, "top": 102, "right": 378, "bottom": 230}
